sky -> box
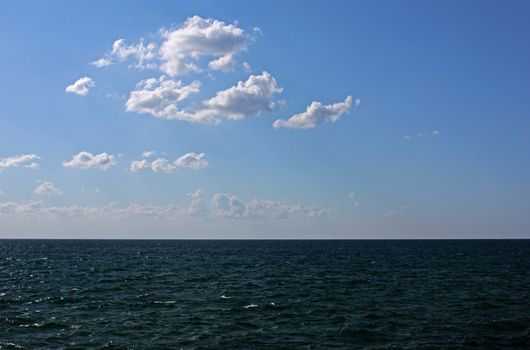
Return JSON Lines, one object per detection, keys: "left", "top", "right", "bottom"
{"left": 1, "top": 0, "right": 530, "bottom": 238}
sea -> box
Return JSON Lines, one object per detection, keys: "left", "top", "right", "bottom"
{"left": 0, "top": 239, "right": 529, "bottom": 349}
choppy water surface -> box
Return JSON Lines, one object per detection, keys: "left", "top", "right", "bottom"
{"left": 0, "top": 240, "right": 529, "bottom": 349}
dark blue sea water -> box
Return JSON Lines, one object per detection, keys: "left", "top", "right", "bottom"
{"left": 0, "top": 240, "right": 529, "bottom": 349}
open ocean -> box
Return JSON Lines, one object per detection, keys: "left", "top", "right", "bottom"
{"left": 0, "top": 240, "right": 529, "bottom": 349}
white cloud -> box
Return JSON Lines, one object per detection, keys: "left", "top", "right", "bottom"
{"left": 159, "top": 16, "right": 247, "bottom": 76}
{"left": 404, "top": 130, "right": 440, "bottom": 140}
{"left": 92, "top": 39, "right": 157, "bottom": 69}
{"left": 142, "top": 151, "right": 155, "bottom": 158}
{"left": 273, "top": 96, "right": 353, "bottom": 129}
{"left": 354, "top": 98, "right": 361, "bottom": 107}
{"left": 151, "top": 158, "right": 177, "bottom": 173}
{"left": 130, "top": 159, "right": 150, "bottom": 172}
{"left": 92, "top": 58, "right": 112, "bottom": 68}
{"left": 93, "top": 16, "right": 252, "bottom": 76}
{"left": 0, "top": 192, "right": 327, "bottom": 221}
{"left": 211, "top": 193, "right": 245, "bottom": 218}
{"left": 208, "top": 54, "right": 235, "bottom": 71}
{"left": 175, "top": 152, "right": 208, "bottom": 169}
{"left": 125, "top": 71, "right": 282, "bottom": 124}
{"left": 34, "top": 182, "right": 63, "bottom": 195}
{"left": 347, "top": 192, "right": 362, "bottom": 207}
{"left": 201, "top": 71, "right": 282, "bottom": 121}
{"left": 130, "top": 152, "right": 208, "bottom": 172}
{"left": 242, "top": 62, "right": 251, "bottom": 73}
{"left": 377, "top": 205, "right": 410, "bottom": 220}
{"left": 65, "top": 77, "right": 95, "bottom": 96}
{"left": 0, "top": 154, "right": 40, "bottom": 172}
{"left": 63, "top": 152, "right": 115, "bottom": 170}
{"left": 125, "top": 76, "right": 205, "bottom": 123}
{"left": 25, "top": 162, "right": 39, "bottom": 170}
{"left": 186, "top": 189, "right": 208, "bottom": 217}
{"left": 243, "top": 199, "right": 302, "bottom": 219}
{"left": 380, "top": 210, "right": 399, "bottom": 219}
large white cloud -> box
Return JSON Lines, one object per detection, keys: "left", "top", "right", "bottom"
{"left": 125, "top": 71, "right": 282, "bottom": 124}
{"left": 0, "top": 154, "right": 40, "bottom": 172}
{"left": 273, "top": 96, "right": 353, "bottom": 129}
{"left": 93, "top": 16, "right": 249, "bottom": 76}
{"left": 65, "top": 77, "right": 95, "bottom": 96}
{"left": 0, "top": 192, "right": 326, "bottom": 221}
{"left": 130, "top": 152, "right": 208, "bottom": 173}
{"left": 125, "top": 76, "right": 202, "bottom": 122}
{"left": 34, "top": 182, "right": 63, "bottom": 195}
{"left": 201, "top": 71, "right": 282, "bottom": 121}
{"left": 159, "top": 15, "right": 247, "bottom": 76}
{"left": 63, "top": 152, "right": 115, "bottom": 170}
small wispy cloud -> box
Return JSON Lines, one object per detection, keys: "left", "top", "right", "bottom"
{"left": 404, "top": 130, "right": 440, "bottom": 140}
{"left": 377, "top": 205, "right": 410, "bottom": 220}
{"left": 347, "top": 192, "right": 362, "bottom": 208}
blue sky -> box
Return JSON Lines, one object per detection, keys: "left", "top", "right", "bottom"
{"left": 1, "top": 0, "right": 530, "bottom": 238}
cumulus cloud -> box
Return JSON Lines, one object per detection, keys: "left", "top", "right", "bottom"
{"left": 65, "top": 77, "right": 95, "bottom": 96}
{"left": 159, "top": 16, "right": 247, "bottom": 76}
{"left": 93, "top": 16, "right": 249, "bottom": 76}
{"left": 175, "top": 152, "right": 208, "bottom": 169}
{"left": 34, "top": 182, "right": 63, "bottom": 195}
{"left": 0, "top": 192, "right": 327, "bottom": 221}
{"left": 142, "top": 151, "right": 155, "bottom": 158}
{"left": 201, "top": 71, "right": 282, "bottom": 121}
{"left": 151, "top": 158, "right": 177, "bottom": 173}
{"left": 92, "top": 39, "right": 157, "bottom": 69}
{"left": 208, "top": 54, "right": 235, "bottom": 72}
{"left": 130, "top": 159, "right": 150, "bottom": 172}
{"left": 130, "top": 152, "right": 208, "bottom": 172}
{"left": 125, "top": 76, "right": 202, "bottom": 122}
{"left": 274, "top": 96, "right": 353, "bottom": 129}
{"left": 92, "top": 58, "right": 112, "bottom": 68}
{"left": 211, "top": 193, "right": 246, "bottom": 218}
{"left": 125, "top": 71, "right": 282, "bottom": 124}
{"left": 63, "top": 152, "right": 116, "bottom": 170}
{"left": 0, "top": 154, "right": 40, "bottom": 172}
{"left": 186, "top": 189, "right": 209, "bottom": 217}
